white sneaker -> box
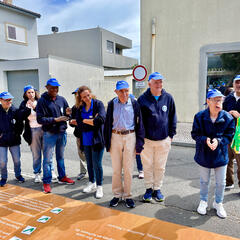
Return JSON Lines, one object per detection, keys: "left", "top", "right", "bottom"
{"left": 96, "top": 186, "right": 103, "bottom": 199}
{"left": 51, "top": 170, "right": 58, "bottom": 183}
{"left": 34, "top": 173, "right": 42, "bottom": 183}
{"left": 138, "top": 171, "right": 144, "bottom": 179}
{"left": 225, "top": 184, "right": 234, "bottom": 190}
{"left": 213, "top": 201, "right": 227, "bottom": 218}
{"left": 83, "top": 182, "right": 96, "bottom": 193}
{"left": 197, "top": 200, "right": 208, "bottom": 215}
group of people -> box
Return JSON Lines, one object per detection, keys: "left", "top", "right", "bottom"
{"left": 0, "top": 71, "right": 239, "bottom": 219}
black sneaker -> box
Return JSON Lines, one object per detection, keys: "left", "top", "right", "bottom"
{"left": 77, "top": 173, "right": 86, "bottom": 180}
{"left": 0, "top": 178, "right": 7, "bottom": 187}
{"left": 109, "top": 197, "right": 120, "bottom": 207}
{"left": 16, "top": 175, "right": 25, "bottom": 183}
{"left": 125, "top": 198, "right": 135, "bottom": 208}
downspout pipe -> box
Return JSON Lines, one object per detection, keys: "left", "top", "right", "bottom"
{"left": 151, "top": 17, "right": 156, "bottom": 73}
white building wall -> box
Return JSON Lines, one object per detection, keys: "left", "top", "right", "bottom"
{"left": 48, "top": 56, "right": 116, "bottom": 107}
{"left": 141, "top": 0, "right": 240, "bottom": 122}
{"left": 0, "top": 8, "right": 39, "bottom": 60}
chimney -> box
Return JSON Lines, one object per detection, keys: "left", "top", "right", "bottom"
{"left": 3, "top": 0, "right": 13, "bottom": 4}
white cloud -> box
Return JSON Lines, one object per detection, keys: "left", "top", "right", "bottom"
{"left": 16, "top": 0, "right": 140, "bottom": 59}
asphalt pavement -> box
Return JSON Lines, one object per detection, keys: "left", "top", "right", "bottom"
{"left": 6, "top": 132, "right": 240, "bottom": 239}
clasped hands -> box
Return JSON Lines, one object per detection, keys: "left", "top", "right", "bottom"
{"left": 206, "top": 137, "right": 218, "bottom": 151}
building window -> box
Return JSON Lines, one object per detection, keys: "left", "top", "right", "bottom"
{"left": 106, "top": 40, "right": 114, "bottom": 53}
{"left": 116, "top": 47, "right": 122, "bottom": 55}
{"left": 5, "top": 23, "right": 27, "bottom": 45}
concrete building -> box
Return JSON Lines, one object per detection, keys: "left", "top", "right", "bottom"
{"left": 141, "top": 0, "right": 240, "bottom": 122}
{"left": 38, "top": 27, "right": 138, "bottom": 69}
{"left": 0, "top": 0, "right": 40, "bottom": 60}
{"left": 0, "top": 1, "right": 135, "bottom": 107}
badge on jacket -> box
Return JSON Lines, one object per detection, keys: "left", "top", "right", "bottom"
{"left": 162, "top": 105, "right": 167, "bottom": 112}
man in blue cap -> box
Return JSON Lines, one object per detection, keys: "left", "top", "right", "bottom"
{"left": 223, "top": 75, "right": 240, "bottom": 190}
{"left": 104, "top": 80, "right": 145, "bottom": 208}
{"left": 0, "top": 91, "right": 25, "bottom": 186}
{"left": 36, "top": 78, "right": 75, "bottom": 193}
{"left": 138, "top": 72, "right": 177, "bottom": 203}
{"left": 192, "top": 89, "right": 234, "bottom": 218}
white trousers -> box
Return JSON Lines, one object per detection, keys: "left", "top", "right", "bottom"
{"left": 141, "top": 137, "right": 171, "bottom": 190}
{"left": 110, "top": 132, "right": 136, "bottom": 199}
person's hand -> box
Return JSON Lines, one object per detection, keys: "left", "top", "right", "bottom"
{"left": 26, "top": 100, "right": 36, "bottom": 109}
{"left": 83, "top": 119, "right": 94, "bottom": 126}
{"left": 206, "top": 137, "right": 218, "bottom": 151}
{"left": 206, "top": 137, "right": 211, "bottom": 149}
{"left": 66, "top": 107, "right": 72, "bottom": 115}
{"left": 211, "top": 138, "right": 218, "bottom": 151}
{"left": 69, "top": 119, "right": 77, "bottom": 125}
{"left": 54, "top": 116, "right": 69, "bottom": 122}
{"left": 229, "top": 110, "right": 240, "bottom": 118}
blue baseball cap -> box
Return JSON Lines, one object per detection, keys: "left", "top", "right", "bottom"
{"left": 24, "top": 85, "right": 34, "bottom": 93}
{"left": 207, "top": 89, "right": 224, "bottom": 99}
{"left": 46, "top": 78, "right": 61, "bottom": 86}
{"left": 72, "top": 88, "right": 79, "bottom": 94}
{"left": 116, "top": 80, "right": 129, "bottom": 90}
{"left": 148, "top": 72, "right": 165, "bottom": 81}
{"left": 233, "top": 75, "right": 240, "bottom": 82}
{"left": 0, "top": 91, "right": 14, "bottom": 99}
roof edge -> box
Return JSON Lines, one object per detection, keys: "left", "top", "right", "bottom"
{"left": 0, "top": 1, "right": 41, "bottom": 18}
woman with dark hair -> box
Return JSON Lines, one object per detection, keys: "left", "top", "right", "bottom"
{"left": 19, "top": 85, "right": 56, "bottom": 183}
{"left": 76, "top": 86, "right": 106, "bottom": 198}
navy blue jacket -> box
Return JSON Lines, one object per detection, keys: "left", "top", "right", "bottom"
{"left": 104, "top": 97, "right": 145, "bottom": 153}
{"left": 70, "top": 105, "right": 81, "bottom": 138}
{"left": 36, "top": 92, "right": 69, "bottom": 133}
{"left": 0, "top": 105, "right": 23, "bottom": 147}
{"left": 223, "top": 92, "right": 240, "bottom": 126}
{"left": 19, "top": 100, "right": 33, "bottom": 145}
{"left": 191, "top": 108, "right": 235, "bottom": 168}
{"left": 138, "top": 88, "right": 177, "bottom": 140}
{"left": 76, "top": 99, "right": 106, "bottom": 151}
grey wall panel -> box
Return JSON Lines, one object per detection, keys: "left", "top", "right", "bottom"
{"left": 7, "top": 70, "right": 39, "bottom": 107}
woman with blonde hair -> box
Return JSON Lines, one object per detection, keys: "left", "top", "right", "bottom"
{"left": 76, "top": 86, "right": 106, "bottom": 198}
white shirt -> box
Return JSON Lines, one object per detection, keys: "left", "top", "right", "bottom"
{"left": 27, "top": 100, "right": 42, "bottom": 128}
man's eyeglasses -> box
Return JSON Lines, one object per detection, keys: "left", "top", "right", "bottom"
{"left": 210, "top": 99, "right": 224, "bottom": 103}
{"left": 2, "top": 99, "right": 12, "bottom": 102}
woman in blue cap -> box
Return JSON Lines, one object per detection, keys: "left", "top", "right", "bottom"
{"left": 0, "top": 91, "right": 25, "bottom": 186}
{"left": 191, "top": 89, "right": 235, "bottom": 218}
{"left": 19, "top": 85, "right": 56, "bottom": 183}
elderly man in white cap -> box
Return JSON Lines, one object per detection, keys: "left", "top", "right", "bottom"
{"left": 138, "top": 72, "right": 177, "bottom": 203}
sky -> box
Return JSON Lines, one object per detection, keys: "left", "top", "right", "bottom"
{"left": 16, "top": 0, "right": 140, "bottom": 60}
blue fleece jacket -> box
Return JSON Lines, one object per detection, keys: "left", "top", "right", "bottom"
{"left": 191, "top": 108, "right": 235, "bottom": 168}
{"left": 0, "top": 105, "right": 23, "bottom": 147}
{"left": 138, "top": 88, "right": 177, "bottom": 140}
{"left": 36, "top": 92, "right": 69, "bottom": 133}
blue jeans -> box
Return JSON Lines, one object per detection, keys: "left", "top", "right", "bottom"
{"left": 31, "top": 127, "right": 54, "bottom": 174}
{"left": 136, "top": 154, "right": 143, "bottom": 172}
{"left": 199, "top": 165, "right": 227, "bottom": 203}
{"left": 42, "top": 132, "right": 67, "bottom": 184}
{"left": 0, "top": 145, "right": 21, "bottom": 179}
{"left": 83, "top": 146, "right": 104, "bottom": 186}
